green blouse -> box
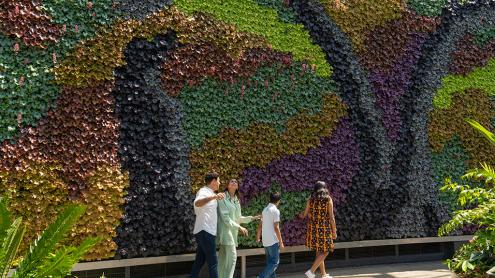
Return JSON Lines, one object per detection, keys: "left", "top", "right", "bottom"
{"left": 217, "top": 194, "right": 253, "bottom": 246}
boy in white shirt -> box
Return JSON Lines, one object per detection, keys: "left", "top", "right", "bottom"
{"left": 190, "top": 172, "right": 225, "bottom": 278}
{"left": 256, "top": 192, "right": 284, "bottom": 278}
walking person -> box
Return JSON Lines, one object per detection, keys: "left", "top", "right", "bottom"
{"left": 299, "top": 181, "right": 337, "bottom": 278}
{"left": 256, "top": 192, "right": 284, "bottom": 278}
{"left": 191, "top": 172, "right": 226, "bottom": 278}
{"left": 217, "top": 179, "right": 261, "bottom": 278}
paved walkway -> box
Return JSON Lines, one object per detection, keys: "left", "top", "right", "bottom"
{"left": 281, "top": 261, "right": 453, "bottom": 278}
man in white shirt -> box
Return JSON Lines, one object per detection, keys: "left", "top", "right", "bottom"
{"left": 256, "top": 192, "right": 284, "bottom": 278}
{"left": 191, "top": 172, "right": 225, "bottom": 278}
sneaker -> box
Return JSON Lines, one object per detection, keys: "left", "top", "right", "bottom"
{"left": 305, "top": 270, "right": 316, "bottom": 278}
{"left": 322, "top": 275, "right": 333, "bottom": 278}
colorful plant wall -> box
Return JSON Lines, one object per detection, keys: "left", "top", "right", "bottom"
{"left": 1, "top": 0, "right": 495, "bottom": 259}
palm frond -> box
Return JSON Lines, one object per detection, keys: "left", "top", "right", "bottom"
{"left": 466, "top": 119, "right": 495, "bottom": 145}
{"left": 438, "top": 203, "right": 494, "bottom": 236}
{"left": 0, "top": 218, "right": 25, "bottom": 278}
{"left": 13, "top": 204, "right": 86, "bottom": 278}
{"left": 0, "top": 197, "right": 12, "bottom": 245}
{"left": 33, "top": 237, "right": 100, "bottom": 278}
{"left": 463, "top": 163, "right": 495, "bottom": 186}
{"left": 487, "top": 265, "right": 495, "bottom": 276}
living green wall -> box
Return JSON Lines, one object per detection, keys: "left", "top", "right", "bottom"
{"left": 1, "top": 0, "right": 495, "bottom": 259}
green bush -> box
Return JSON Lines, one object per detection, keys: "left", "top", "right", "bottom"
{"left": 439, "top": 120, "right": 495, "bottom": 277}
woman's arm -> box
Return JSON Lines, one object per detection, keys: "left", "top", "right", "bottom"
{"left": 299, "top": 199, "right": 311, "bottom": 219}
{"left": 328, "top": 198, "right": 337, "bottom": 239}
{"left": 238, "top": 204, "right": 259, "bottom": 224}
{"left": 239, "top": 216, "right": 254, "bottom": 224}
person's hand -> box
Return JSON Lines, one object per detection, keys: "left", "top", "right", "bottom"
{"left": 252, "top": 215, "right": 262, "bottom": 221}
{"left": 279, "top": 242, "right": 285, "bottom": 251}
{"left": 298, "top": 213, "right": 305, "bottom": 219}
{"left": 215, "top": 193, "right": 225, "bottom": 200}
{"left": 332, "top": 231, "right": 337, "bottom": 240}
{"left": 256, "top": 237, "right": 261, "bottom": 243}
{"left": 239, "top": 227, "right": 248, "bottom": 236}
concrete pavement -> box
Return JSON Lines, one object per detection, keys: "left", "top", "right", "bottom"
{"left": 280, "top": 261, "right": 453, "bottom": 278}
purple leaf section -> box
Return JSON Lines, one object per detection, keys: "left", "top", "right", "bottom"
{"left": 370, "top": 34, "right": 426, "bottom": 141}
{"left": 281, "top": 218, "right": 307, "bottom": 246}
{"left": 240, "top": 118, "right": 360, "bottom": 206}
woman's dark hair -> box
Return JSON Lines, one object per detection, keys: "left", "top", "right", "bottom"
{"left": 311, "top": 181, "right": 330, "bottom": 202}
{"left": 224, "top": 179, "right": 241, "bottom": 200}
{"left": 205, "top": 172, "right": 219, "bottom": 185}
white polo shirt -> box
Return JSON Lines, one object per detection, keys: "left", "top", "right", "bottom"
{"left": 261, "top": 203, "right": 280, "bottom": 247}
{"left": 193, "top": 186, "right": 218, "bottom": 236}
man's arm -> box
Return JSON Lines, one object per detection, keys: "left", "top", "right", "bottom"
{"left": 256, "top": 221, "right": 263, "bottom": 243}
{"left": 194, "top": 192, "right": 225, "bottom": 207}
{"left": 274, "top": 222, "right": 284, "bottom": 249}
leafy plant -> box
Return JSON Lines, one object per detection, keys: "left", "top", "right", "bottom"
{"left": 439, "top": 119, "right": 495, "bottom": 277}
{"left": 0, "top": 197, "right": 100, "bottom": 278}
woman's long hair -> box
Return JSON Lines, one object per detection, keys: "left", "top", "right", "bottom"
{"left": 224, "top": 179, "right": 241, "bottom": 201}
{"left": 311, "top": 181, "right": 331, "bottom": 202}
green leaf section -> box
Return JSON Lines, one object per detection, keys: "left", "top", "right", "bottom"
{"left": 42, "top": 0, "right": 119, "bottom": 47}
{"left": 434, "top": 59, "right": 495, "bottom": 109}
{"left": 0, "top": 35, "right": 60, "bottom": 143}
{"left": 174, "top": 0, "right": 332, "bottom": 77}
{"left": 238, "top": 184, "right": 310, "bottom": 247}
{"left": 254, "top": 0, "right": 297, "bottom": 23}
{"left": 180, "top": 63, "right": 335, "bottom": 148}
{"left": 473, "top": 26, "right": 495, "bottom": 47}
{"left": 407, "top": 0, "right": 447, "bottom": 17}
{"left": 432, "top": 136, "right": 470, "bottom": 211}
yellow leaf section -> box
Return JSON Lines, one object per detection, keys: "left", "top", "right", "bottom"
{"left": 0, "top": 163, "right": 129, "bottom": 260}
{"left": 189, "top": 94, "right": 347, "bottom": 192}
{"left": 174, "top": 0, "right": 332, "bottom": 77}
{"left": 69, "top": 165, "right": 129, "bottom": 260}
{"left": 0, "top": 163, "right": 68, "bottom": 254}
{"left": 320, "top": 0, "right": 404, "bottom": 51}
{"left": 54, "top": 7, "right": 268, "bottom": 87}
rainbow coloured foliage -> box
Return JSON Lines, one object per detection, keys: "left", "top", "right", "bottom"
{"left": 1, "top": 0, "right": 495, "bottom": 260}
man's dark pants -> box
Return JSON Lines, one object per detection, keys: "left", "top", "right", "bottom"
{"left": 190, "top": 230, "right": 218, "bottom": 278}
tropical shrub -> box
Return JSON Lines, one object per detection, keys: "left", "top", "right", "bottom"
{"left": 439, "top": 120, "right": 495, "bottom": 277}
{"left": 0, "top": 198, "right": 100, "bottom": 278}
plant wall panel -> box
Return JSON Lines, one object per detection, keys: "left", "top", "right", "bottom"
{"left": 1, "top": 0, "right": 495, "bottom": 259}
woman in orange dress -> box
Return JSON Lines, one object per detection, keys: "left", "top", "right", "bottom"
{"left": 299, "top": 181, "right": 337, "bottom": 278}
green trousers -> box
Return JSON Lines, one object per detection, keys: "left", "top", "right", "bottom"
{"left": 218, "top": 245, "right": 237, "bottom": 278}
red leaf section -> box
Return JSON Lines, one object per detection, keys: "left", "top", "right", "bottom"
{"left": 360, "top": 11, "right": 438, "bottom": 73}
{"left": 449, "top": 35, "right": 495, "bottom": 75}
{"left": 0, "top": 83, "right": 120, "bottom": 194}
{"left": 161, "top": 44, "right": 293, "bottom": 96}
{"left": 0, "top": 0, "right": 62, "bottom": 47}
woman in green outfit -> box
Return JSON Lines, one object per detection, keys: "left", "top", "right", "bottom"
{"left": 217, "top": 179, "right": 261, "bottom": 278}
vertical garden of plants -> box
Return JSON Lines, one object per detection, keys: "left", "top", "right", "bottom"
{"left": 1, "top": 0, "right": 495, "bottom": 260}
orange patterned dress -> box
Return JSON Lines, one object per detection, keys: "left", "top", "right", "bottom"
{"left": 305, "top": 198, "right": 334, "bottom": 252}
